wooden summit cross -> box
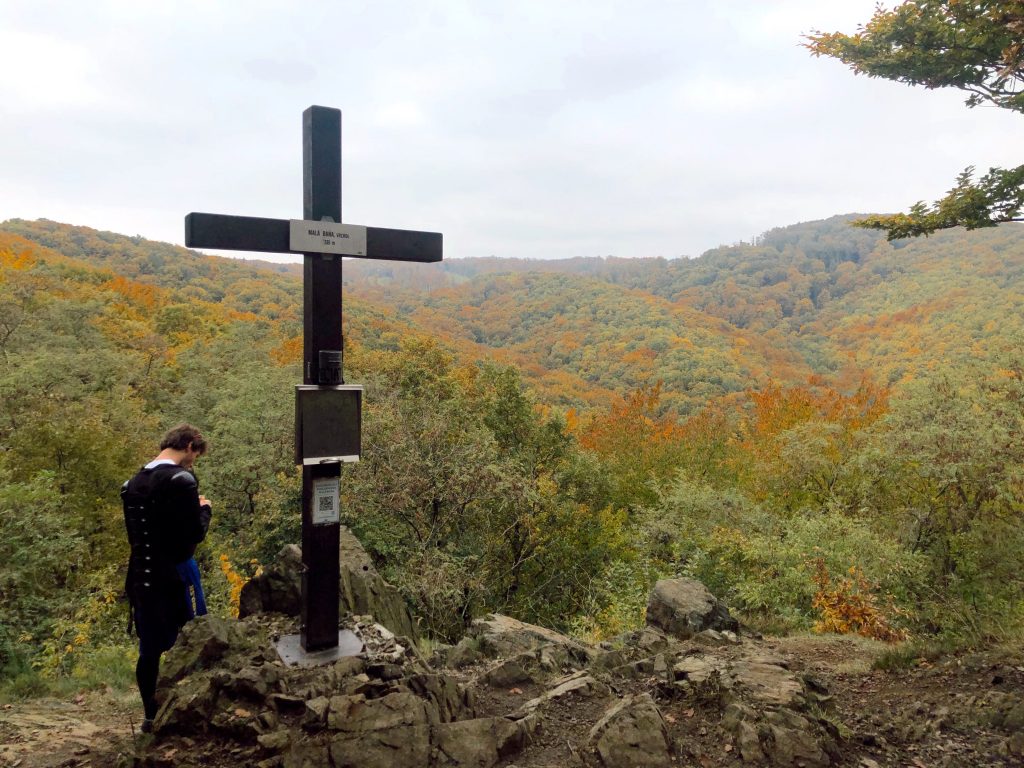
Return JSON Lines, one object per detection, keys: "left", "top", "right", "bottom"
{"left": 185, "top": 105, "right": 442, "bottom": 653}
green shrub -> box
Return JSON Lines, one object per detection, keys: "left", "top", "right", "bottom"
{"left": 569, "top": 556, "right": 661, "bottom": 642}
{"left": 644, "top": 479, "right": 928, "bottom": 632}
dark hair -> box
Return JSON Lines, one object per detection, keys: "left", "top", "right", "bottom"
{"left": 160, "top": 424, "right": 208, "bottom": 454}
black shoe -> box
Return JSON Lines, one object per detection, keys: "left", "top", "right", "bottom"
{"left": 140, "top": 718, "right": 154, "bottom": 734}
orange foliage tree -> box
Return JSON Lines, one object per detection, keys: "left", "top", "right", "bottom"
{"left": 578, "top": 383, "right": 686, "bottom": 509}
{"left": 734, "top": 379, "right": 889, "bottom": 509}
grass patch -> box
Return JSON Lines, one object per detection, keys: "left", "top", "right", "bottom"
{"left": 0, "top": 669, "right": 50, "bottom": 702}
{"left": 69, "top": 644, "right": 137, "bottom": 691}
{"left": 808, "top": 701, "right": 853, "bottom": 740}
{"left": 735, "top": 610, "right": 808, "bottom": 637}
{"left": 0, "top": 644, "right": 136, "bottom": 704}
{"left": 871, "top": 637, "right": 962, "bottom": 671}
{"left": 416, "top": 635, "right": 450, "bottom": 658}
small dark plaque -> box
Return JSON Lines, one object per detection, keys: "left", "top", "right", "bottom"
{"left": 295, "top": 385, "right": 362, "bottom": 464}
{"left": 318, "top": 350, "right": 343, "bottom": 385}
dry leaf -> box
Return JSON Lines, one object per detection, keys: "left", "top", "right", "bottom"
{"left": 510, "top": 687, "right": 523, "bottom": 695}
{"left": 234, "top": 708, "right": 251, "bottom": 718}
{"left": 664, "top": 713, "right": 676, "bottom": 723}
{"left": 684, "top": 708, "right": 695, "bottom": 718}
{"left": 724, "top": 744, "right": 733, "bottom": 753}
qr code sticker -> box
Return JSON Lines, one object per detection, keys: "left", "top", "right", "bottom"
{"left": 318, "top": 494, "right": 334, "bottom": 513}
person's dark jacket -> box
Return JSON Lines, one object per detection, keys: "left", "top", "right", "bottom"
{"left": 122, "top": 464, "right": 212, "bottom": 604}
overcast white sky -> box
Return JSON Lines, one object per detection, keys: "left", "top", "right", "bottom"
{"left": 2, "top": 0, "right": 1023, "bottom": 262}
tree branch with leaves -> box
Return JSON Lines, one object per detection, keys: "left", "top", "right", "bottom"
{"left": 806, "top": 1, "right": 1024, "bottom": 238}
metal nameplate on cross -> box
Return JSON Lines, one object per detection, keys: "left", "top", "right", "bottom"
{"left": 184, "top": 105, "right": 442, "bottom": 654}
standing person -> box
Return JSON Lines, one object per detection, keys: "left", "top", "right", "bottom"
{"left": 121, "top": 424, "right": 212, "bottom": 733}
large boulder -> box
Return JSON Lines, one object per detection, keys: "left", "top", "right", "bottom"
{"left": 645, "top": 578, "right": 738, "bottom": 640}
{"left": 587, "top": 693, "right": 672, "bottom": 768}
{"left": 446, "top": 613, "right": 599, "bottom": 669}
{"left": 433, "top": 717, "right": 532, "bottom": 766}
{"left": 239, "top": 544, "right": 303, "bottom": 617}
{"left": 339, "top": 558, "right": 419, "bottom": 643}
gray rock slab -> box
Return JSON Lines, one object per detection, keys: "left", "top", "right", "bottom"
{"left": 588, "top": 693, "right": 671, "bottom": 768}
{"left": 517, "top": 671, "right": 609, "bottom": 716}
{"left": 728, "top": 660, "right": 805, "bottom": 708}
{"left": 434, "top": 717, "right": 529, "bottom": 767}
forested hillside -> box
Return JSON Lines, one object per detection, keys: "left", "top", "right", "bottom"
{"left": 342, "top": 215, "right": 1024, "bottom": 409}
{"left": 2, "top": 216, "right": 1023, "bottom": 697}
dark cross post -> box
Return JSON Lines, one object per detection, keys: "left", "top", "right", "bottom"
{"left": 301, "top": 107, "right": 343, "bottom": 652}
{"left": 184, "top": 106, "right": 441, "bottom": 653}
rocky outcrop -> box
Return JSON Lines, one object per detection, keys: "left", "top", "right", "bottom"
{"left": 446, "top": 613, "right": 602, "bottom": 689}
{"left": 723, "top": 701, "right": 839, "bottom": 767}
{"left": 467, "top": 613, "right": 598, "bottom": 659}
{"left": 124, "top": 576, "right": 845, "bottom": 768}
{"left": 338, "top": 525, "right": 376, "bottom": 574}
{"left": 479, "top": 642, "right": 593, "bottom": 688}
{"left": 127, "top": 613, "right": 510, "bottom": 768}
{"left": 516, "top": 670, "right": 609, "bottom": 717}
{"left": 645, "top": 577, "right": 739, "bottom": 639}
{"left": 238, "top": 533, "right": 419, "bottom": 642}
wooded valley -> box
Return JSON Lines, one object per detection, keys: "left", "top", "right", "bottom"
{"left": 2, "top": 215, "right": 1022, "bottom": 694}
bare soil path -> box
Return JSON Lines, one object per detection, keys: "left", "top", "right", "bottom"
{"left": 0, "top": 689, "right": 136, "bottom": 768}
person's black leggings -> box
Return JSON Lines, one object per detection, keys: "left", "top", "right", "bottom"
{"left": 136, "top": 653, "right": 161, "bottom": 719}
{"left": 133, "top": 596, "right": 183, "bottom": 721}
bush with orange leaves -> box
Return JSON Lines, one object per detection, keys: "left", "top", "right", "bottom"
{"left": 219, "top": 553, "right": 247, "bottom": 618}
{"left": 811, "top": 558, "right": 909, "bottom": 642}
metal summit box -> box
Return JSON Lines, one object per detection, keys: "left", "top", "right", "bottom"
{"left": 295, "top": 385, "right": 363, "bottom": 465}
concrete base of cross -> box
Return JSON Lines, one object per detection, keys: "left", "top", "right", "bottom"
{"left": 275, "top": 630, "right": 363, "bottom": 667}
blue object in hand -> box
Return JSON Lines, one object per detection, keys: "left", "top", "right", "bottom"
{"left": 175, "top": 558, "right": 208, "bottom": 618}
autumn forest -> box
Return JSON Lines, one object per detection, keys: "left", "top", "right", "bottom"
{"left": 2, "top": 214, "right": 1023, "bottom": 693}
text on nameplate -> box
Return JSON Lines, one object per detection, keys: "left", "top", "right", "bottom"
{"left": 289, "top": 220, "right": 367, "bottom": 256}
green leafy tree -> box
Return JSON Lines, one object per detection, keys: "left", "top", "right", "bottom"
{"left": 864, "top": 361, "right": 1024, "bottom": 579}
{"left": 342, "top": 338, "right": 630, "bottom": 638}
{"left": 806, "top": 1, "right": 1024, "bottom": 238}
{"left": 0, "top": 472, "right": 87, "bottom": 675}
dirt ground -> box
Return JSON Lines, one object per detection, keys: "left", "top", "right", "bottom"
{"left": 0, "top": 687, "right": 137, "bottom": 768}
{"left": 2, "top": 635, "right": 1022, "bottom": 768}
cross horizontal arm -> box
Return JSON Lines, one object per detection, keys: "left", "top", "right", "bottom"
{"left": 185, "top": 212, "right": 442, "bottom": 262}
{"left": 186, "top": 213, "right": 289, "bottom": 253}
